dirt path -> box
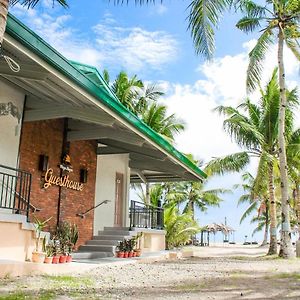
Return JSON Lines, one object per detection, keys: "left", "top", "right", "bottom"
{"left": 0, "top": 245, "right": 300, "bottom": 299}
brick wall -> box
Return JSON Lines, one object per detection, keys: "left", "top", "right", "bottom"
{"left": 19, "top": 119, "right": 97, "bottom": 248}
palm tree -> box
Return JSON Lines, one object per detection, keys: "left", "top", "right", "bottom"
{"left": 103, "top": 69, "right": 164, "bottom": 116}
{"left": 164, "top": 203, "right": 200, "bottom": 249}
{"left": 235, "top": 172, "right": 270, "bottom": 246}
{"left": 141, "top": 102, "right": 185, "bottom": 143}
{"left": 0, "top": 1, "right": 68, "bottom": 47}
{"left": 188, "top": 0, "right": 300, "bottom": 258}
{"left": 207, "top": 70, "right": 299, "bottom": 255}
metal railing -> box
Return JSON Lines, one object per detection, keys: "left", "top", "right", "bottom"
{"left": 0, "top": 164, "right": 32, "bottom": 221}
{"left": 129, "top": 200, "right": 164, "bottom": 230}
{"left": 76, "top": 199, "right": 111, "bottom": 218}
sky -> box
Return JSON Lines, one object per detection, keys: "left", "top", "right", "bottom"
{"left": 11, "top": 0, "right": 300, "bottom": 243}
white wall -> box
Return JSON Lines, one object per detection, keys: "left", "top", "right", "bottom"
{"left": 94, "top": 154, "right": 130, "bottom": 234}
{"left": 0, "top": 80, "right": 25, "bottom": 169}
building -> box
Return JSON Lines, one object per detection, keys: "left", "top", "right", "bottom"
{"left": 0, "top": 14, "right": 206, "bottom": 262}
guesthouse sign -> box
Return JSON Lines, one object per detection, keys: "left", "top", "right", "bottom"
{"left": 44, "top": 168, "right": 84, "bottom": 191}
{"left": 43, "top": 154, "right": 83, "bottom": 191}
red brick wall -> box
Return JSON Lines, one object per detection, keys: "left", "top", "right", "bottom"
{"left": 19, "top": 119, "right": 97, "bottom": 248}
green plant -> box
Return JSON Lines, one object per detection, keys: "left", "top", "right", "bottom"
{"left": 33, "top": 216, "right": 52, "bottom": 252}
{"left": 69, "top": 224, "right": 79, "bottom": 254}
{"left": 117, "top": 241, "right": 125, "bottom": 252}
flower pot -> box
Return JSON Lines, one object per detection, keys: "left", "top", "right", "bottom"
{"left": 117, "top": 251, "right": 124, "bottom": 258}
{"left": 66, "top": 255, "right": 72, "bottom": 263}
{"left": 132, "top": 251, "right": 136, "bottom": 257}
{"left": 32, "top": 251, "right": 46, "bottom": 263}
{"left": 135, "top": 249, "right": 141, "bottom": 257}
{"left": 123, "top": 251, "right": 128, "bottom": 258}
{"left": 128, "top": 251, "right": 133, "bottom": 258}
{"left": 52, "top": 255, "right": 59, "bottom": 264}
{"left": 59, "top": 255, "right": 67, "bottom": 263}
{"left": 44, "top": 256, "right": 53, "bottom": 264}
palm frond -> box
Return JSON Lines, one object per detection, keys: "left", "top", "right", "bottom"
{"left": 206, "top": 152, "right": 250, "bottom": 176}
{"left": 240, "top": 201, "right": 257, "bottom": 224}
{"left": 236, "top": 16, "right": 262, "bottom": 33}
{"left": 246, "top": 28, "right": 275, "bottom": 92}
{"left": 187, "top": 0, "right": 232, "bottom": 59}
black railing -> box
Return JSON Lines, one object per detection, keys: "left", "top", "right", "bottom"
{"left": 76, "top": 199, "right": 111, "bottom": 218}
{"left": 129, "top": 200, "right": 164, "bottom": 230}
{"left": 0, "top": 164, "right": 32, "bottom": 221}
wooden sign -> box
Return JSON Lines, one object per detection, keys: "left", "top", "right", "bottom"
{"left": 44, "top": 168, "right": 84, "bottom": 191}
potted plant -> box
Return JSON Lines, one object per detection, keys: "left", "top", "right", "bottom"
{"left": 43, "top": 237, "right": 54, "bottom": 264}
{"left": 56, "top": 222, "right": 69, "bottom": 263}
{"left": 134, "top": 232, "right": 143, "bottom": 257}
{"left": 116, "top": 241, "right": 125, "bottom": 258}
{"left": 52, "top": 238, "right": 60, "bottom": 264}
{"left": 128, "top": 237, "right": 136, "bottom": 258}
{"left": 32, "top": 216, "right": 52, "bottom": 263}
{"left": 67, "top": 224, "right": 78, "bottom": 263}
{"left": 123, "top": 239, "right": 129, "bottom": 258}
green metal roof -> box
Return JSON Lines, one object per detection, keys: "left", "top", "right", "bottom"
{"left": 5, "top": 13, "right": 207, "bottom": 180}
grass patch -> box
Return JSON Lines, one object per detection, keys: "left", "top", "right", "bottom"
{"left": 41, "top": 275, "right": 94, "bottom": 289}
{"left": 173, "top": 281, "right": 206, "bottom": 291}
{"left": 230, "top": 255, "right": 282, "bottom": 261}
{"left": 266, "top": 273, "right": 300, "bottom": 280}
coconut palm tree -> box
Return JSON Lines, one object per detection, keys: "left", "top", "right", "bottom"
{"left": 164, "top": 203, "right": 200, "bottom": 249}
{"left": 103, "top": 69, "right": 164, "bottom": 116}
{"left": 207, "top": 69, "right": 299, "bottom": 255}
{"left": 188, "top": 0, "right": 300, "bottom": 258}
{"left": 235, "top": 172, "right": 270, "bottom": 246}
{"left": 0, "top": 1, "right": 68, "bottom": 47}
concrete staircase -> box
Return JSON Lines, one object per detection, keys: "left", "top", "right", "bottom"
{"left": 73, "top": 227, "right": 134, "bottom": 260}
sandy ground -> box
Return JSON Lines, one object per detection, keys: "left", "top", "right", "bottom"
{"left": 0, "top": 245, "right": 300, "bottom": 299}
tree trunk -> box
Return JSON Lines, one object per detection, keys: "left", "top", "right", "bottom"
{"left": 278, "top": 30, "right": 294, "bottom": 258}
{"left": 267, "top": 161, "right": 277, "bottom": 254}
{"left": 261, "top": 203, "right": 269, "bottom": 246}
{"left": 296, "top": 183, "right": 300, "bottom": 240}
{"left": 0, "top": 0, "right": 9, "bottom": 46}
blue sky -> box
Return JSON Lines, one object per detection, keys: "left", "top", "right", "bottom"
{"left": 11, "top": 0, "right": 299, "bottom": 243}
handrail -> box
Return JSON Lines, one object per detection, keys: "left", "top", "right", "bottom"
{"left": 76, "top": 199, "right": 111, "bottom": 218}
{"left": 129, "top": 200, "right": 164, "bottom": 230}
{"left": 0, "top": 181, "right": 41, "bottom": 212}
{"left": 0, "top": 164, "right": 32, "bottom": 221}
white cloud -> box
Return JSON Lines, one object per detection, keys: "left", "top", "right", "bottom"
{"left": 10, "top": 8, "right": 178, "bottom": 73}
{"left": 162, "top": 40, "right": 299, "bottom": 164}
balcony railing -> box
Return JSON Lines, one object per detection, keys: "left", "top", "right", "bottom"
{"left": 129, "top": 200, "right": 164, "bottom": 230}
{"left": 0, "top": 164, "right": 32, "bottom": 221}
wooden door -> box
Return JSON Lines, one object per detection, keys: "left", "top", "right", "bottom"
{"left": 114, "top": 173, "right": 124, "bottom": 227}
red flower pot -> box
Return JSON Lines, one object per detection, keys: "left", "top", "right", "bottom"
{"left": 132, "top": 251, "right": 136, "bottom": 257}
{"left": 117, "top": 251, "right": 124, "bottom": 258}
{"left": 128, "top": 251, "right": 133, "bottom": 258}
{"left": 66, "top": 255, "right": 72, "bottom": 263}
{"left": 124, "top": 252, "right": 128, "bottom": 258}
{"left": 59, "top": 255, "right": 67, "bottom": 263}
{"left": 52, "top": 256, "right": 59, "bottom": 264}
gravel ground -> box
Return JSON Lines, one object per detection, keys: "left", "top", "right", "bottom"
{"left": 0, "top": 245, "right": 300, "bottom": 299}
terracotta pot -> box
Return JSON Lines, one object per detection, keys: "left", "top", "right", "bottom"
{"left": 123, "top": 251, "right": 128, "bottom": 258}
{"left": 32, "top": 251, "right": 46, "bottom": 263}
{"left": 52, "top": 255, "right": 60, "bottom": 264}
{"left": 128, "top": 251, "right": 133, "bottom": 258}
{"left": 132, "top": 251, "right": 136, "bottom": 257}
{"left": 59, "top": 255, "right": 67, "bottom": 263}
{"left": 66, "top": 255, "right": 72, "bottom": 263}
{"left": 117, "top": 251, "right": 124, "bottom": 258}
{"left": 44, "top": 256, "right": 53, "bottom": 264}
{"left": 135, "top": 249, "right": 141, "bottom": 257}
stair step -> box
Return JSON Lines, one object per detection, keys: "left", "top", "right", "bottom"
{"left": 93, "top": 235, "right": 130, "bottom": 241}
{"left": 73, "top": 251, "right": 113, "bottom": 260}
{"left": 104, "top": 226, "right": 130, "bottom": 231}
{"left": 87, "top": 240, "right": 119, "bottom": 246}
{"left": 98, "top": 230, "right": 132, "bottom": 236}
{"left": 79, "top": 244, "right": 116, "bottom": 252}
